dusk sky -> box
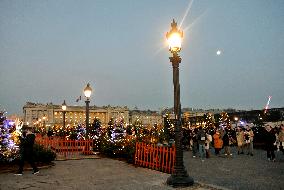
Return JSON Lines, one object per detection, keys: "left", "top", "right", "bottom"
{"left": 1, "top": 0, "right": 284, "bottom": 115}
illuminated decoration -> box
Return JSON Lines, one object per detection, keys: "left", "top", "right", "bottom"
{"left": 204, "top": 113, "right": 215, "bottom": 130}
{"left": 90, "top": 117, "right": 102, "bottom": 151}
{"left": 0, "top": 110, "right": 18, "bottom": 162}
{"left": 264, "top": 96, "right": 272, "bottom": 114}
{"left": 219, "top": 112, "right": 231, "bottom": 129}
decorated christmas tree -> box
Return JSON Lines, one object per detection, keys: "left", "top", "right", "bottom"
{"left": 219, "top": 112, "right": 231, "bottom": 129}
{"left": 107, "top": 117, "right": 115, "bottom": 138}
{"left": 0, "top": 111, "right": 18, "bottom": 162}
{"left": 204, "top": 113, "right": 215, "bottom": 130}
{"left": 91, "top": 117, "right": 102, "bottom": 151}
{"left": 132, "top": 117, "right": 144, "bottom": 141}
{"left": 111, "top": 118, "right": 126, "bottom": 142}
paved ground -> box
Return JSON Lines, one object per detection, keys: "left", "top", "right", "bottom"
{"left": 0, "top": 158, "right": 221, "bottom": 190}
{"left": 184, "top": 147, "right": 284, "bottom": 190}
{"left": 0, "top": 148, "right": 283, "bottom": 190}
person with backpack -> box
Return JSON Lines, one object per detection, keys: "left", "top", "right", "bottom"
{"left": 197, "top": 127, "right": 206, "bottom": 161}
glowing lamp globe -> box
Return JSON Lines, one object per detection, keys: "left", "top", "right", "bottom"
{"left": 62, "top": 100, "right": 67, "bottom": 111}
{"left": 84, "top": 83, "right": 92, "bottom": 98}
{"left": 166, "top": 19, "right": 183, "bottom": 53}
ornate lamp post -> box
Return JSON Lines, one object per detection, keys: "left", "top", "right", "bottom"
{"left": 166, "top": 19, "right": 194, "bottom": 187}
{"left": 62, "top": 100, "right": 67, "bottom": 128}
{"left": 84, "top": 83, "right": 92, "bottom": 137}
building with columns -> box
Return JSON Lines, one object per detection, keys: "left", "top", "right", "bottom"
{"left": 23, "top": 102, "right": 129, "bottom": 128}
{"left": 129, "top": 110, "right": 163, "bottom": 127}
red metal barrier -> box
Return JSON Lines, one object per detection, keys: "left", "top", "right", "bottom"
{"left": 134, "top": 142, "right": 175, "bottom": 174}
{"left": 35, "top": 135, "right": 93, "bottom": 160}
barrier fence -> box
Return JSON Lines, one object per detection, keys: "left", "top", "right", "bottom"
{"left": 134, "top": 142, "right": 175, "bottom": 174}
{"left": 35, "top": 135, "right": 93, "bottom": 160}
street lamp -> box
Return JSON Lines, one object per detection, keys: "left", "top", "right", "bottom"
{"left": 84, "top": 83, "right": 92, "bottom": 137}
{"left": 42, "top": 115, "right": 47, "bottom": 129}
{"left": 234, "top": 117, "right": 238, "bottom": 128}
{"left": 166, "top": 19, "right": 194, "bottom": 187}
{"left": 62, "top": 100, "right": 67, "bottom": 128}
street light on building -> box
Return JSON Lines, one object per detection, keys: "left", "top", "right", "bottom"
{"left": 84, "top": 83, "right": 92, "bottom": 137}
{"left": 42, "top": 115, "right": 47, "bottom": 129}
{"left": 166, "top": 19, "right": 194, "bottom": 187}
{"left": 62, "top": 100, "right": 67, "bottom": 128}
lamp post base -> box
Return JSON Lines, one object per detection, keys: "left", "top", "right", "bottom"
{"left": 166, "top": 169, "right": 194, "bottom": 188}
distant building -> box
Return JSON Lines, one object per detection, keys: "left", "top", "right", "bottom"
{"left": 129, "top": 110, "right": 163, "bottom": 126}
{"left": 23, "top": 102, "right": 129, "bottom": 127}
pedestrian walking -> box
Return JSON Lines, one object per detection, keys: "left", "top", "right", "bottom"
{"left": 264, "top": 125, "right": 276, "bottom": 162}
{"left": 15, "top": 125, "right": 39, "bottom": 175}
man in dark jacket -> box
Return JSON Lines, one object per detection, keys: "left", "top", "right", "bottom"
{"left": 264, "top": 125, "right": 276, "bottom": 162}
{"left": 15, "top": 126, "right": 39, "bottom": 175}
{"left": 197, "top": 127, "right": 206, "bottom": 161}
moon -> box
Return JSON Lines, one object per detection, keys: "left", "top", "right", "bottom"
{"left": 216, "top": 50, "right": 222, "bottom": 55}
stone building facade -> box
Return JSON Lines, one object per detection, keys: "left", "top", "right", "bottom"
{"left": 23, "top": 102, "right": 129, "bottom": 127}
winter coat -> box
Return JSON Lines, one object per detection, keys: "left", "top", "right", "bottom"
{"left": 197, "top": 129, "right": 206, "bottom": 145}
{"left": 205, "top": 134, "right": 212, "bottom": 150}
{"left": 278, "top": 130, "right": 284, "bottom": 143}
{"left": 222, "top": 132, "right": 230, "bottom": 146}
{"left": 236, "top": 131, "right": 244, "bottom": 146}
{"left": 265, "top": 130, "right": 276, "bottom": 145}
{"left": 19, "top": 133, "right": 36, "bottom": 156}
{"left": 213, "top": 133, "right": 223, "bottom": 149}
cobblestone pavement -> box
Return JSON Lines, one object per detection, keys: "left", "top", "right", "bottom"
{"left": 0, "top": 158, "right": 224, "bottom": 190}
{"left": 0, "top": 148, "right": 283, "bottom": 190}
{"left": 184, "top": 147, "right": 284, "bottom": 190}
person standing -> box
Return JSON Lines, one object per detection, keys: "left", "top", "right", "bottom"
{"left": 191, "top": 128, "right": 198, "bottom": 158}
{"left": 223, "top": 129, "right": 232, "bottom": 156}
{"left": 197, "top": 127, "right": 206, "bottom": 161}
{"left": 246, "top": 126, "right": 254, "bottom": 156}
{"left": 15, "top": 126, "right": 39, "bottom": 175}
{"left": 278, "top": 124, "right": 284, "bottom": 155}
{"left": 213, "top": 130, "right": 223, "bottom": 155}
{"left": 236, "top": 127, "right": 244, "bottom": 154}
{"left": 264, "top": 125, "right": 276, "bottom": 162}
{"left": 205, "top": 131, "right": 212, "bottom": 158}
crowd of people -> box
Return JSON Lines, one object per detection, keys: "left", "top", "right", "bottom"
{"left": 187, "top": 124, "right": 284, "bottom": 162}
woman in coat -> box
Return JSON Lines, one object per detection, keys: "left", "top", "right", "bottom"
{"left": 213, "top": 130, "right": 223, "bottom": 155}
{"left": 236, "top": 127, "right": 245, "bottom": 154}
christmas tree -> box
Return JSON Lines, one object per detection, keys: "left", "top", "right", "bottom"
{"left": 219, "top": 112, "right": 231, "bottom": 129}
{"left": 204, "top": 113, "right": 215, "bottom": 130}
{"left": 91, "top": 117, "right": 102, "bottom": 151}
{"left": 107, "top": 117, "right": 115, "bottom": 138}
{"left": 111, "top": 118, "right": 126, "bottom": 142}
{"left": 0, "top": 111, "right": 18, "bottom": 162}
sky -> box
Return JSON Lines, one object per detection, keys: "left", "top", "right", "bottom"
{"left": 0, "top": 0, "right": 284, "bottom": 115}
